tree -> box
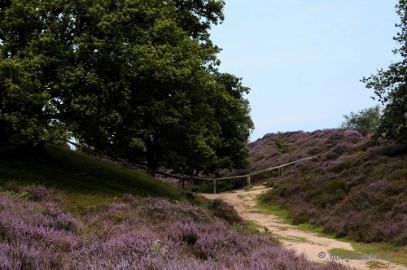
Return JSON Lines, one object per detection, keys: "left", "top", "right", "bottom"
{"left": 0, "top": 0, "right": 253, "bottom": 174}
{"left": 362, "top": 0, "right": 407, "bottom": 145}
{"left": 0, "top": 0, "right": 69, "bottom": 145}
{"left": 340, "top": 105, "right": 381, "bottom": 131}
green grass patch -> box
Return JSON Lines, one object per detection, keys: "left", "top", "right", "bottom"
{"left": 0, "top": 143, "right": 186, "bottom": 213}
{"left": 328, "top": 248, "right": 361, "bottom": 258}
{"left": 256, "top": 196, "right": 292, "bottom": 223}
{"left": 243, "top": 220, "right": 263, "bottom": 231}
{"left": 295, "top": 224, "right": 407, "bottom": 267}
{"left": 275, "top": 235, "right": 310, "bottom": 243}
{"left": 296, "top": 223, "right": 326, "bottom": 236}
{"left": 366, "top": 261, "right": 387, "bottom": 269}
{"left": 351, "top": 242, "right": 407, "bottom": 266}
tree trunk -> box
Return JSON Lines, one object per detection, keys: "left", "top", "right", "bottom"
{"left": 146, "top": 139, "right": 159, "bottom": 176}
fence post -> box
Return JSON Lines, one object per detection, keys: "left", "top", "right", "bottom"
{"left": 213, "top": 180, "right": 217, "bottom": 194}
{"left": 179, "top": 177, "right": 185, "bottom": 190}
{"left": 246, "top": 175, "right": 251, "bottom": 187}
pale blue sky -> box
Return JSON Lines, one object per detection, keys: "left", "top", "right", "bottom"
{"left": 210, "top": 0, "right": 400, "bottom": 141}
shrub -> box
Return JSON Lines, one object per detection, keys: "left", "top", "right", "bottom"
{"left": 254, "top": 129, "right": 407, "bottom": 244}
{"left": 208, "top": 199, "right": 242, "bottom": 225}
{"left": 0, "top": 186, "right": 347, "bottom": 269}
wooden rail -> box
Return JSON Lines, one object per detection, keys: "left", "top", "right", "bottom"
{"left": 116, "top": 155, "right": 317, "bottom": 194}
{"left": 206, "top": 155, "right": 317, "bottom": 194}
{"left": 66, "top": 140, "right": 317, "bottom": 194}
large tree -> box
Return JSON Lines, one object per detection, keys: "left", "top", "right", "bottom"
{"left": 362, "top": 0, "right": 407, "bottom": 145}
{"left": 0, "top": 0, "right": 253, "bottom": 174}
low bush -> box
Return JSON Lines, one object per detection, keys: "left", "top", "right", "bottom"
{"left": 208, "top": 199, "right": 242, "bottom": 225}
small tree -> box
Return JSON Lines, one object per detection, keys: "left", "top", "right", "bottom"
{"left": 341, "top": 105, "right": 381, "bottom": 131}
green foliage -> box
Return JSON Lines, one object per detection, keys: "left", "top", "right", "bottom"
{"left": 305, "top": 173, "right": 315, "bottom": 181}
{"left": 362, "top": 1, "right": 407, "bottom": 145}
{"left": 113, "top": 212, "right": 126, "bottom": 223}
{"left": 341, "top": 105, "right": 381, "bottom": 131}
{"left": 0, "top": 0, "right": 253, "bottom": 175}
{"left": 275, "top": 138, "right": 289, "bottom": 154}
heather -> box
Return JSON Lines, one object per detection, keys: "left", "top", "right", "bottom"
{"left": 0, "top": 185, "right": 347, "bottom": 270}
{"left": 252, "top": 129, "right": 407, "bottom": 245}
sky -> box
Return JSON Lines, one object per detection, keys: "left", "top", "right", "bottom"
{"left": 210, "top": 0, "right": 401, "bottom": 141}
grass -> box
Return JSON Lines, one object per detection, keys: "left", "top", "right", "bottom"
{"left": 256, "top": 195, "right": 292, "bottom": 223}
{"left": 242, "top": 220, "right": 263, "bottom": 232}
{"left": 275, "top": 235, "right": 311, "bottom": 243}
{"left": 328, "top": 248, "right": 362, "bottom": 258}
{"left": 351, "top": 241, "right": 407, "bottom": 266}
{"left": 366, "top": 261, "right": 387, "bottom": 269}
{"left": 0, "top": 143, "right": 185, "bottom": 213}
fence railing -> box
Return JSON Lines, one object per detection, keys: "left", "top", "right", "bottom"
{"left": 66, "top": 141, "right": 317, "bottom": 194}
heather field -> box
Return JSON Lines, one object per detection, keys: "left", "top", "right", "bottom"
{"left": 0, "top": 185, "right": 348, "bottom": 270}
{"left": 0, "top": 144, "right": 347, "bottom": 269}
{"left": 250, "top": 129, "right": 407, "bottom": 247}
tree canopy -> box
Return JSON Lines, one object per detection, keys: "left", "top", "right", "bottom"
{"left": 362, "top": 0, "right": 407, "bottom": 145}
{"left": 0, "top": 0, "right": 254, "bottom": 175}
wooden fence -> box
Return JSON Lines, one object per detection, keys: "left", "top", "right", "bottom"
{"left": 178, "top": 155, "right": 317, "bottom": 194}
{"left": 110, "top": 154, "right": 317, "bottom": 194}
{"left": 66, "top": 141, "right": 317, "bottom": 194}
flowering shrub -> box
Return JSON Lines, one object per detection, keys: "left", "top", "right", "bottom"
{"left": 343, "top": 129, "right": 363, "bottom": 143}
{"left": 0, "top": 185, "right": 347, "bottom": 270}
{"left": 255, "top": 129, "right": 407, "bottom": 245}
{"left": 208, "top": 199, "right": 242, "bottom": 224}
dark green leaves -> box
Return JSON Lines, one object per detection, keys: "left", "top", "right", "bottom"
{"left": 0, "top": 0, "right": 252, "bottom": 175}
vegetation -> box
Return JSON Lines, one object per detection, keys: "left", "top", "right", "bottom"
{"left": 251, "top": 129, "right": 407, "bottom": 246}
{"left": 362, "top": 0, "right": 407, "bottom": 145}
{"left": 0, "top": 143, "right": 183, "bottom": 203}
{"left": 0, "top": 144, "right": 348, "bottom": 269}
{"left": 340, "top": 105, "right": 381, "bottom": 131}
{"left": 0, "top": 187, "right": 349, "bottom": 270}
{"left": 0, "top": 0, "right": 253, "bottom": 175}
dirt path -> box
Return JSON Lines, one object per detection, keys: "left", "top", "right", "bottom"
{"left": 201, "top": 186, "right": 406, "bottom": 270}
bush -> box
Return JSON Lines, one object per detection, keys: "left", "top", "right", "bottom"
{"left": 208, "top": 199, "right": 242, "bottom": 225}
{"left": 341, "top": 106, "right": 381, "bottom": 131}
{"left": 254, "top": 129, "right": 407, "bottom": 244}
{"left": 0, "top": 185, "right": 347, "bottom": 269}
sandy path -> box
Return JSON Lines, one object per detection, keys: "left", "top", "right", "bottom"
{"left": 201, "top": 186, "right": 406, "bottom": 270}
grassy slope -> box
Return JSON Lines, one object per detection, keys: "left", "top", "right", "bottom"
{"left": 0, "top": 143, "right": 183, "bottom": 212}
{"left": 248, "top": 129, "right": 407, "bottom": 264}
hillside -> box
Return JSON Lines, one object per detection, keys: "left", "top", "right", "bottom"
{"left": 249, "top": 129, "right": 407, "bottom": 246}
{"left": 0, "top": 143, "right": 183, "bottom": 212}
{"left": 0, "top": 143, "right": 346, "bottom": 269}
